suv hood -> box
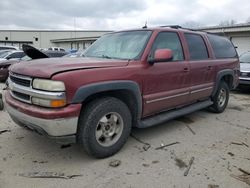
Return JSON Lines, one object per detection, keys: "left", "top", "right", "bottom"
{"left": 10, "top": 57, "right": 129, "bottom": 78}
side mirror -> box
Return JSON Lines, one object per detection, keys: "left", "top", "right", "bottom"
{"left": 148, "top": 49, "right": 173, "bottom": 65}
{"left": 6, "top": 56, "right": 11, "bottom": 60}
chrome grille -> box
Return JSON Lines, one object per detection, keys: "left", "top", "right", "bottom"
{"left": 8, "top": 72, "right": 66, "bottom": 105}
{"left": 12, "top": 91, "right": 30, "bottom": 101}
{"left": 8, "top": 72, "right": 32, "bottom": 103}
{"left": 10, "top": 75, "right": 31, "bottom": 87}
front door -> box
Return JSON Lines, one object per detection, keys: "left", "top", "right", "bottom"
{"left": 142, "top": 31, "right": 190, "bottom": 117}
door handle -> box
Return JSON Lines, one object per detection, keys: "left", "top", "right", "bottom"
{"left": 183, "top": 67, "right": 189, "bottom": 72}
{"left": 207, "top": 66, "right": 212, "bottom": 70}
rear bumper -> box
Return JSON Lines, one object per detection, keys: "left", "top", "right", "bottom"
{"left": 4, "top": 91, "right": 82, "bottom": 143}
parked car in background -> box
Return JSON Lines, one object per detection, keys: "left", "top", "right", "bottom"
{"left": 63, "top": 50, "right": 85, "bottom": 58}
{"left": 0, "top": 45, "right": 19, "bottom": 50}
{"left": 238, "top": 51, "right": 250, "bottom": 87}
{"left": 48, "top": 47, "right": 65, "bottom": 52}
{"left": 0, "top": 50, "right": 25, "bottom": 62}
{"left": 0, "top": 45, "right": 68, "bottom": 82}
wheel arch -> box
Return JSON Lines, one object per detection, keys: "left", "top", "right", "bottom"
{"left": 71, "top": 81, "right": 142, "bottom": 125}
{"left": 212, "top": 69, "right": 234, "bottom": 97}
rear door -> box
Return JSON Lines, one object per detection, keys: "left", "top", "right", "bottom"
{"left": 142, "top": 31, "right": 190, "bottom": 116}
{"left": 184, "top": 33, "right": 214, "bottom": 102}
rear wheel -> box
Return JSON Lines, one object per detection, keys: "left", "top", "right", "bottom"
{"left": 0, "top": 93, "right": 3, "bottom": 111}
{"left": 210, "top": 81, "right": 229, "bottom": 113}
{"left": 77, "top": 97, "right": 132, "bottom": 158}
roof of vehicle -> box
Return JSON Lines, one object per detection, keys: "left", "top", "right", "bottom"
{"left": 109, "top": 26, "right": 209, "bottom": 36}
{"left": 0, "top": 45, "right": 19, "bottom": 50}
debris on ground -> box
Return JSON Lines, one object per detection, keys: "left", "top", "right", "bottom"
{"left": 109, "top": 159, "right": 121, "bottom": 167}
{"left": 142, "top": 143, "right": 151, "bottom": 151}
{"left": 230, "top": 142, "right": 249, "bottom": 147}
{"left": 131, "top": 133, "right": 151, "bottom": 151}
{"left": 238, "top": 168, "right": 250, "bottom": 175}
{"left": 185, "top": 124, "right": 196, "bottom": 135}
{"left": 142, "top": 163, "right": 150, "bottom": 167}
{"left": 16, "top": 136, "right": 24, "bottom": 140}
{"left": 208, "top": 184, "right": 219, "bottom": 188}
{"left": 32, "top": 160, "right": 48, "bottom": 164}
{"left": 19, "top": 172, "right": 82, "bottom": 179}
{"left": 60, "top": 144, "right": 71, "bottom": 149}
{"left": 184, "top": 157, "right": 195, "bottom": 176}
{"left": 152, "top": 160, "right": 159, "bottom": 164}
{"left": 175, "top": 158, "right": 188, "bottom": 169}
{"left": 227, "top": 152, "right": 235, "bottom": 157}
{"left": 231, "top": 168, "right": 250, "bottom": 186}
{"left": 155, "top": 142, "right": 180, "bottom": 150}
{"left": 0, "top": 130, "right": 11, "bottom": 135}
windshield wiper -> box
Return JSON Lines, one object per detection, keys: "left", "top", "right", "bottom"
{"left": 101, "top": 55, "right": 112, "bottom": 59}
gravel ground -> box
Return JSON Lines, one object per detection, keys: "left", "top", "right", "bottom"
{"left": 0, "top": 82, "right": 250, "bottom": 188}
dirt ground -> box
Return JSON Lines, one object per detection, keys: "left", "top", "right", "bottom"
{"left": 0, "top": 83, "right": 250, "bottom": 188}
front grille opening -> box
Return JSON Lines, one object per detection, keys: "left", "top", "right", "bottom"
{"left": 10, "top": 75, "right": 31, "bottom": 87}
{"left": 12, "top": 91, "right": 30, "bottom": 101}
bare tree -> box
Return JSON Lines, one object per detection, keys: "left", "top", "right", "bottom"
{"left": 182, "top": 21, "right": 202, "bottom": 29}
{"left": 246, "top": 17, "right": 250, "bottom": 23}
{"left": 219, "top": 19, "right": 237, "bottom": 26}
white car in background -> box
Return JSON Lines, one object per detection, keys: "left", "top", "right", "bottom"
{"left": 0, "top": 45, "right": 19, "bottom": 50}
{"left": 48, "top": 47, "right": 65, "bottom": 52}
{"left": 0, "top": 50, "right": 25, "bottom": 62}
{"left": 238, "top": 51, "right": 250, "bottom": 88}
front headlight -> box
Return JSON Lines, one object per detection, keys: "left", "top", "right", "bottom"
{"left": 33, "top": 79, "right": 65, "bottom": 91}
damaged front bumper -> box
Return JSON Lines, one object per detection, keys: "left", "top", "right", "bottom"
{"left": 4, "top": 91, "right": 82, "bottom": 144}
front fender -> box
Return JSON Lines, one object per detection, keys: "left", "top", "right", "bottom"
{"left": 71, "top": 80, "right": 142, "bottom": 119}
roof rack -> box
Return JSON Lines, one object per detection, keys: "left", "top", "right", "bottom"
{"left": 160, "top": 25, "right": 182, "bottom": 29}
{"left": 160, "top": 25, "right": 200, "bottom": 32}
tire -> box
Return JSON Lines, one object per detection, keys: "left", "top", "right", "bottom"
{"left": 77, "top": 97, "right": 132, "bottom": 158}
{"left": 0, "top": 98, "right": 3, "bottom": 111}
{"left": 210, "top": 81, "right": 229, "bottom": 113}
{"left": 0, "top": 93, "right": 3, "bottom": 111}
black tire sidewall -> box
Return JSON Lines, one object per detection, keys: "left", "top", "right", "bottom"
{"left": 0, "top": 98, "right": 3, "bottom": 111}
{"left": 78, "top": 97, "right": 132, "bottom": 158}
{"left": 212, "top": 81, "right": 229, "bottom": 113}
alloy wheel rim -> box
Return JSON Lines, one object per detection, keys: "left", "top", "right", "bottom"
{"left": 218, "top": 88, "right": 226, "bottom": 107}
{"left": 95, "top": 112, "right": 124, "bottom": 147}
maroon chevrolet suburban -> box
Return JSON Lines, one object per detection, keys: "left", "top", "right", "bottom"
{"left": 3, "top": 26, "right": 239, "bottom": 158}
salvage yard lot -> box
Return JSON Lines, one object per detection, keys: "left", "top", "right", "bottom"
{"left": 0, "top": 83, "right": 249, "bottom": 188}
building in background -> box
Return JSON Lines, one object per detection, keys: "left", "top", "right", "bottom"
{"left": 199, "top": 23, "right": 250, "bottom": 55}
{"left": 0, "top": 30, "right": 111, "bottom": 51}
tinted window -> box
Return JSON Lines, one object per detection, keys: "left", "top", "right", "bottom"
{"left": 185, "top": 33, "right": 209, "bottom": 60}
{"left": 8, "top": 52, "right": 25, "bottom": 59}
{"left": 207, "top": 34, "right": 237, "bottom": 58}
{"left": 151, "top": 32, "right": 184, "bottom": 61}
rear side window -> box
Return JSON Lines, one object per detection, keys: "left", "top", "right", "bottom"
{"left": 151, "top": 32, "right": 184, "bottom": 61}
{"left": 207, "top": 34, "right": 237, "bottom": 58}
{"left": 185, "top": 33, "right": 209, "bottom": 60}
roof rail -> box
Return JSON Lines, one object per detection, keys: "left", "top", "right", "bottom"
{"left": 160, "top": 25, "right": 182, "bottom": 29}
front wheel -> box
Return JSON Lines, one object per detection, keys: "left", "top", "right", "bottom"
{"left": 77, "top": 97, "right": 132, "bottom": 158}
{"left": 210, "top": 81, "right": 229, "bottom": 113}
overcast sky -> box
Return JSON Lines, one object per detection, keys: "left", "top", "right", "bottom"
{"left": 0, "top": 0, "right": 250, "bottom": 30}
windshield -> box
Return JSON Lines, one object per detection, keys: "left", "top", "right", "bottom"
{"left": 240, "top": 52, "right": 250, "bottom": 63}
{"left": 83, "top": 30, "right": 152, "bottom": 60}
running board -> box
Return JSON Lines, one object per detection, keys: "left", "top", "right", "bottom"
{"left": 137, "top": 99, "right": 213, "bottom": 128}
